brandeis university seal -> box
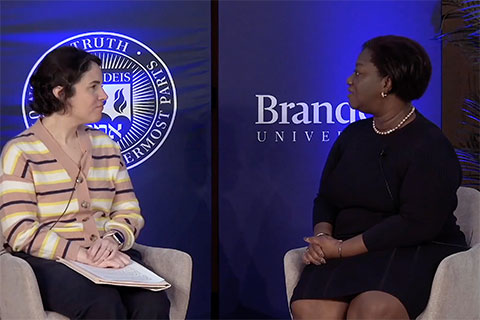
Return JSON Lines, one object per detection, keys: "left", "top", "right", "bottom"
{"left": 22, "top": 32, "right": 177, "bottom": 169}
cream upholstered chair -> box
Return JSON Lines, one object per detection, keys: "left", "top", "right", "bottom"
{"left": 284, "top": 186, "right": 480, "bottom": 319}
{"left": 0, "top": 234, "right": 193, "bottom": 320}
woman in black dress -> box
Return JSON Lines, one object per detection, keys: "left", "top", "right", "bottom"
{"left": 291, "top": 35, "right": 468, "bottom": 319}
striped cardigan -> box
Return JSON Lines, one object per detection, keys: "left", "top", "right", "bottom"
{"left": 0, "top": 119, "right": 144, "bottom": 261}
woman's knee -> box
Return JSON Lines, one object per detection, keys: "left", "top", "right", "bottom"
{"left": 291, "top": 300, "right": 308, "bottom": 318}
{"left": 291, "top": 299, "right": 348, "bottom": 319}
{"left": 121, "top": 288, "right": 170, "bottom": 319}
{"left": 73, "top": 287, "right": 127, "bottom": 319}
{"left": 132, "top": 293, "right": 170, "bottom": 319}
{"left": 347, "top": 291, "right": 408, "bottom": 320}
{"left": 347, "top": 300, "right": 388, "bottom": 319}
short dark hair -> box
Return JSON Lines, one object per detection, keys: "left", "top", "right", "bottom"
{"left": 362, "top": 35, "right": 432, "bottom": 102}
{"left": 29, "top": 46, "right": 101, "bottom": 116}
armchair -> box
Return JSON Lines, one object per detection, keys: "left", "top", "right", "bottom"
{"left": 284, "top": 186, "right": 480, "bottom": 319}
{"left": 0, "top": 238, "right": 192, "bottom": 319}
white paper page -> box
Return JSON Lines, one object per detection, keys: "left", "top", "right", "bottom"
{"left": 69, "top": 260, "right": 166, "bottom": 284}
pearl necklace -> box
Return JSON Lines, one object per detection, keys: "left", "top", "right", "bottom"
{"left": 372, "top": 106, "right": 416, "bottom": 135}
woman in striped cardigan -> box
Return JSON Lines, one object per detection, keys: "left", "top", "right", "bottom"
{"left": 0, "top": 46, "right": 170, "bottom": 319}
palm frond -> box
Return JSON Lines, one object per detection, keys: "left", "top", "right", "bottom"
{"left": 456, "top": 148, "right": 480, "bottom": 188}
{"left": 457, "top": 97, "right": 480, "bottom": 188}
{"left": 439, "top": 1, "right": 480, "bottom": 188}
{"left": 437, "top": 0, "right": 480, "bottom": 64}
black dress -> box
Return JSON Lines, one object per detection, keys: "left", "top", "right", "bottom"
{"left": 291, "top": 111, "right": 468, "bottom": 319}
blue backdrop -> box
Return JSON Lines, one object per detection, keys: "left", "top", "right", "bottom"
{"left": 0, "top": 1, "right": 211, "bottom": 318}
{"left": 1, "top": 0, "right": 445, "bottom": 318}
{"left": 218, "top": 1, "right": 442, "bottom": 318}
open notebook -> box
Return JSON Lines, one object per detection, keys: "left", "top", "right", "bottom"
{"left": 57, "top": 258, "right": 171, "bottom": 291}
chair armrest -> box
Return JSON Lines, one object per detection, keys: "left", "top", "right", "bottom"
{"left": 0, "top": 252, "right": 47, "bottom": 319}
{"left": 133, "top": 243, "right": 192, "bottom": 320}
{"left": 417, "top": 243, "right": 480, "bottom": 320}
{"left": 284, "top": 247, "right": 307, "bottom": 311}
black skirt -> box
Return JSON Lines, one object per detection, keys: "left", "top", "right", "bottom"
{"left": 13, "top": 249, "right": 170, "bottom": 319}
{"left": 291, "top": 242, "right": 467, "bottom": 319}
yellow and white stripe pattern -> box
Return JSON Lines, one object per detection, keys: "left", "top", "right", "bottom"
{"left": 87, "top": 166, "right": 120, "bottom": 182}
{"left": 1, "top": 210, "right": 37, "bottom": 231}
{"left": 33, "top": 169, "right": 72, "bottom": 185}
{"left": 37, "top": 199, "right": 79, "bottom": 218}
{"left": 12, "top": 223, "right": 39, "bottom": 250}
{"left": 0, "top": 123, "right": 144, "bottom": 261}
{"left": 0, "top": 180, "right": 35, "bottom": 196}
{"left": 38, "top": 231, "right": 61, "bottom": 259}
{"left": 91, "top": 198, "right": 114, "bottom": 212}
{"left": 91, "top": 135, "right": 120, "bottom": 150}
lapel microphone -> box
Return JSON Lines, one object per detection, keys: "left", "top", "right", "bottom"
{"left": 49, "top": 165, "right": 82, "bottom": 230}
{"left": 378, "top": 146, "right": 394, "bottom": 202}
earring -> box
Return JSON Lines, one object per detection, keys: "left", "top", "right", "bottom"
{"left": 381, "top": 92, "right": 388, "bottom": 98}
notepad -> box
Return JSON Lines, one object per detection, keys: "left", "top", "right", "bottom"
{"left": 57, "top": 258, "right": 171, "bottom": 291}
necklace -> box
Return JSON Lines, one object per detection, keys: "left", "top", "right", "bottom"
{"left": 372, "top": 105, "right": 416, "bottom": 135}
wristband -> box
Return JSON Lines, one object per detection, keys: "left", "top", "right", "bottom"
{"left": 315, "top": 232, "right": 331, "bottom": 237}
{"left": 337, "top": 240, "right": 343, "bottom": 258}
{"left": 103, "top": 230, "right": 125, "bottom": 249}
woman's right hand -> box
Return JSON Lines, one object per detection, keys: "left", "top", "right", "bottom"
{"left": 94, "top": 251, "right": 131, "bottom": 268}
{"left": 76, "top": 247, "right": 94, "bottom": 265}
{"left": 302, "top": 238, "right": 327, "bottom": 265}
{"left": 76, "top": 247, "right": 131, "bottom": 268}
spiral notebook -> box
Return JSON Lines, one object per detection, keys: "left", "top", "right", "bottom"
{"left": 57, "top": 258, "right": 171, "bottom": 291}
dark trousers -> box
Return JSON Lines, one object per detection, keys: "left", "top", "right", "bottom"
{"left": 14, "top": 250, "right": 170, "bottom": 319}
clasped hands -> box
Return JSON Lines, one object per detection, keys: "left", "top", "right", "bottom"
{"left": 303, "top": 234, "right": 342, "bottom": 265}
{"left": 76, "top": 237, "right": 131, "bottom": 268}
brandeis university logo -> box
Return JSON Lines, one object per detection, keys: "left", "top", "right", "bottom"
{"left": 22, "top": 32, "right": 177, "bottom": 169}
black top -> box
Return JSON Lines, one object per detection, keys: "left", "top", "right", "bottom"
{"left": 313, "top": 111, "right": 467, "bottom": 251}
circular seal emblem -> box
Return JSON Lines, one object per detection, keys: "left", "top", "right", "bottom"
{"left": 22, "top": 31, "right": 177, "bottom": 169}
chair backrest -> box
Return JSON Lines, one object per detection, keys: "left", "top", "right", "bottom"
{"left": 454, "top": 186, "right": 480, "bottom": 246}
{"left": 0, "top": 224, "right": 5, "bottom": 255}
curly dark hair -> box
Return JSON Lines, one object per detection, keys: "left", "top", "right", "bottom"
{"left": 29, "top": 46, "right": 101, "bottom": 116}
{"left": 362, "top": 35, "right": 432, "bottom": 102}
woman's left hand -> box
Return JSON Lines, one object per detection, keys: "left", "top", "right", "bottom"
{"left": 304, "top": 235, "right": 341, "bottom": 259}
{"left": 95, "top": 251, "right": 131, "bottom": 269}
{"left": 87, "top": 237, "right": 119, "bottom": 263}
